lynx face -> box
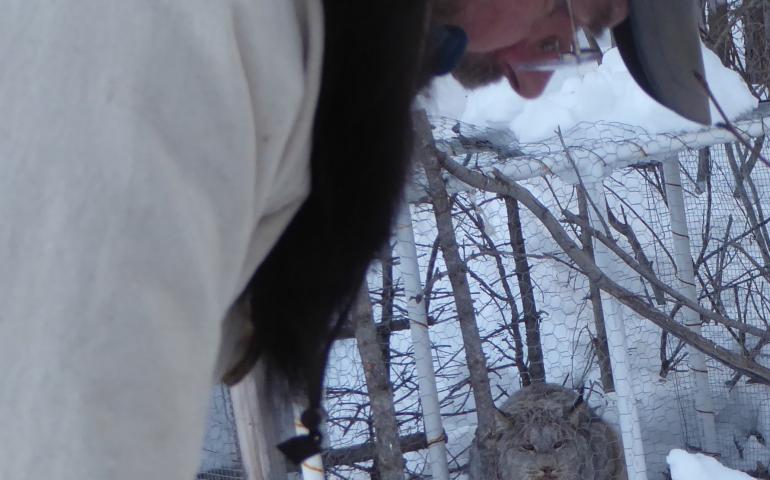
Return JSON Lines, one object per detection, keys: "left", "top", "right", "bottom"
{"left": 496, "top": 420, "right": 590, "bottom": 480}
{"left": 466, "top": 384, "right": 626, "bottom": 480}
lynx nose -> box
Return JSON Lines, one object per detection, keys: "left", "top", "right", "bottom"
{"left": 539, "top": 466, "right": 557, "bottom": 479}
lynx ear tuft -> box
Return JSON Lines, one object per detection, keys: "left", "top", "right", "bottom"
{"left": 494, "top": 406, "right": 515, "bottom": 429}
{"left": 570, "top": 392, "right": 585, "bottom": 410}
{"left": 567, "top": 392, "right": 588, "bottom": 427}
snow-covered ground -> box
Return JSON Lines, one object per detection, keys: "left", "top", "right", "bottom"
{"left": 668, "top": 449, "right": 757, "bottom": 480}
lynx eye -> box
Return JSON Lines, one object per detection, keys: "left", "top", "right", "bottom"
{"left": 520, "top": 444, "right": 536, "bottom": 452}
{"left": 553, "top": 440, "right": 565, "bottom": 450}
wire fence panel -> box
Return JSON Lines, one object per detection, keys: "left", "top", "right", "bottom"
{"left": 677, "top": 141, "right": 770, "bottom": 473}
{"left": 321, "top": 108, "right": 770, "bottom": 480}
{"left": 196, "top": 385, "right": 247, "bottom": 480}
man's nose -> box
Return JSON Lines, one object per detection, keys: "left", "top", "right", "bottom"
{"left": 571, "top": 0, "right": 629, "bottom": 33}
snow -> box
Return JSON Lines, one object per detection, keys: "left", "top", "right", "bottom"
{"left": 667, "top": 449, "right": 756, "bottom": 480}
{"left": 423, "top": 43, "right": 758, "bottom": 143}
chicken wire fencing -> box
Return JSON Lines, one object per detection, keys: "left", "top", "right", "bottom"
{"left": 321, "top": 107, "right": 770, "bottom": 480}
{"left": 660, "top": 141, "right": 770, "bottom": 474}
{"left": 196, "top": 385, "right": 247, "bottom": 480}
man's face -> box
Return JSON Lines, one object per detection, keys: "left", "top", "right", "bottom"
{"left": 434, "top": 0, "right": 629, "bottom": 98}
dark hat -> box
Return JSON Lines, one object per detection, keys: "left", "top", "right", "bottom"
{"left": 613, "top": 0, "right": 711, "bottom": 124}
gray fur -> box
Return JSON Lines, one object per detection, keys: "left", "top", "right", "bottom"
{"left": 468, "top": 383, "right": 627, "bottom": 480}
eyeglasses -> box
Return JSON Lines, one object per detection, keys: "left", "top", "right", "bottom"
{"left": 516, "top": 0, "right": 603, "bottom": 72}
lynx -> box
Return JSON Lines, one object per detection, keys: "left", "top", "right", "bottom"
{"left": 468, "top": 383, "right": 627, "bottom": 480}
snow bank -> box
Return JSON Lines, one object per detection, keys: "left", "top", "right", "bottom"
{"left": 425, "top": 43, "right": 758, "bottom": 143}
{"left": 667, "top": 449, "right": 756, "bottom": 480}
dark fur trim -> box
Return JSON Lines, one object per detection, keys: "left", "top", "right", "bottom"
{"left": 225, "top": 1, "right": 431, "bottom": 391}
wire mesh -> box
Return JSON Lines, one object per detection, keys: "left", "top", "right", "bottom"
{"left": 677, "top": 141, "right": 770, "bottom": 473}
{"left": 196, "top": 385, "right": 247, "bottom": 480}
{"left": 322, "top": 109, "right": 770, "bottom": 480}
{"left": 320, "top": 4, "right": 770, "bottom": 476}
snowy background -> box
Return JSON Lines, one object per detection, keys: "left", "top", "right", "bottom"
{"left": 193, "top": 14, "right": 770, "bottom": 480}
{"left": 323, "top": 39, "right": 768, "bottom": 480}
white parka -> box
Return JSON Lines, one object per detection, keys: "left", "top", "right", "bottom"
{"left": 0, "top": 0, "right": 323, "bottom": 478}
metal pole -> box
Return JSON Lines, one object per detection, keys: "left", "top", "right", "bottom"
{"left": 394, "top": 201, "right": 451, "bottom": 480}
{"left": 586, "top": 180, "right": 649, "bottom": 480}
{"left": 662, "top": 157, "right": 718, "bottom": 454}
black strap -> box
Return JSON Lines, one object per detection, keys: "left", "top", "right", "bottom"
{"left": 277, "top": 408, "right": 324, "bottom": 465}
{"left": 277, "top": 303, "right": 352, "bottom": 465}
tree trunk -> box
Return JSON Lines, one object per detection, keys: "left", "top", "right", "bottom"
{"left": 744, "top": 0, "right": 770, "bottom": 87}
{"left": 457, "top": 196, "right": 529, "bottom": 385}
{"left": 706, "top": 0, "right": 730, "bottom": 65}
{"left": 696, "top": 147, "right": 711, "bottom": 195}
{"left": 414, "top": 111, "right": 499, "bottom": 479}
{"left": 353, "top": 283, "right": 405, "bottom": 480}
{"left": 378, "top": 249, "right": 395, "bottom": 378}
{"left": 480, "top": 197, "right": 531, "bottom": 386}
{"left": 504, "top": 197, "right": 547, "bottom": 384}
{"left": 577, "top": 187, "right": 615, "bottom": 393}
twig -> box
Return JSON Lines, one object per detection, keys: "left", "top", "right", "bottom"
{"left": 439, "top": 154, "right": 770, "bottom": 384}
{"left": 693, "top": 71, "right": 770, "bottom": 169}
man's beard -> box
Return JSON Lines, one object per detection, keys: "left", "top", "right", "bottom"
{"left": 451, "top": 51, "right": 505, "bottom": 89}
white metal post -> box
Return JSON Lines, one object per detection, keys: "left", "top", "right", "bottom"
{"left": 586, "top": 180, "right": 649, "bottom": 480}
{"left": 662, "top": 157, "right": 718, "bottom": 454}
{"left": 394, "top": 201, "right": 451, "bottom": 480}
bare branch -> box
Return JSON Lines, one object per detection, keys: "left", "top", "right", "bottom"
{"left": 440, "top": 155, "right": 770, "bottom": 384}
